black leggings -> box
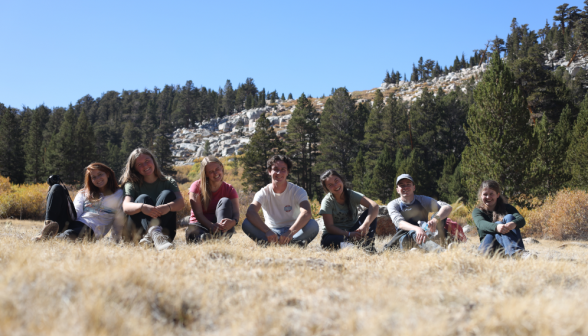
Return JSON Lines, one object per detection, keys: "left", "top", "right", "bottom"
{"left": 45, "top": 184, "right": 94, "bottom": 239}
{"left": 186, "top": 197, "right": 236, "bottom": 243}
{"left": 320, "top": 210, "right": 378, "bottom": 249}
{"left": 124, "top": 190, "right": 177, "bottom": 242}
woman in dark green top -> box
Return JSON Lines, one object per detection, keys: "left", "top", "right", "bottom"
{"left": 472, "top": 180, "right": 528, "bottom": 257}
{"left": 120, "top": 148, "right": 184, "bottom": 251}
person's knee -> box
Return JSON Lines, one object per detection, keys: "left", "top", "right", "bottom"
{"left": 159, "top": 190, "right": 176, "bottom": 203}
{"left": 217, "top": 197, "right": 231, "bottom": 207}
{"left": 304, "top": 219, "right": 320, "bottom": 235}
{"left": 503, "top": 214, "right": 515, "bottom": 222}
{"left": 135, "top": 194, "right": 154, "bottom": 205}
{"left": 241, "top": 219, "right": 254, "bottom": 233}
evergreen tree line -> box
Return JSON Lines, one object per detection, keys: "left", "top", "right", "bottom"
{"left": 0, "top": 78, "right": 290, "bottom": 185}
{"left": 244, "top": 49, "right": 588, "bottom": 206}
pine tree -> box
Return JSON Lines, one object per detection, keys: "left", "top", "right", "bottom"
{"left": 437, "top": 153, "right": 467, "bottom": 203}
{"left": 152, "top": 120, "right": 174, "bottom": 175}
{"left": 566, "top": 94, "right": 588, "bottom": 189}
{"left": 352, "top": 148, "right": 367, "bottom": 191}
{"left": 24, "top": 105, "right": 50, "bottom": 183}
{"left": 461, "top": 51, "right": 535, "bottom": 199}
{"left": 0, "top": 108, "right": 25, "bottom": 183}
{"left": 241, "top": 114, "right": 283, "bottom": 190}
{"left": 141, "top": 100, "right": 157, "bottom": 147}
{"left": 315, "top": 87, "right": 365, "bottom": 179}
{"left": 365, "top": 144, "right": 395, "bottom": 202}
{"left": 285, "top": 93, "right": 320, "bottom": 198}
{"left": 530, "top": 105, "right": 572, "bottom": 196}
{"left": 73, "top": 110, "right": 96, "bottom": 180}
{"left": 203, "top": 140, "right": 211, "bottom": 156}
{"left": 45, "top": 107, "right": 77, "bottom": 183}
{"left": 288, "top": 93, "right": 293, "bottom": 100}
{"left": 120, "top": 121, "right": 142, "bottom": 157}
{"left": 280, "top": 93, "right": 285, "bottom": 101}
{"left": 362, "top": 89, "right": 387, "bottom": 166}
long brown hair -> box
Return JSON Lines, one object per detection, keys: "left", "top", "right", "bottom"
{"left": 83, "top": 162, "right": 120, "bottom": 201}
{"left": 476, "top": 180, "right": 508, "bottom": 221}
{"left": 119, "top": 148, "right": 165, "bottom": 186}
{"left": 320, "top": 169, "right": 353, "bottom": 219}
{"left": 199, "top": 156, "right": 224, "bottom": 210}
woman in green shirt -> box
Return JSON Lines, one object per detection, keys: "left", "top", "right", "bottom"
{"left": 472, "top": 180, "right": 530, "bottom": 257}
{"left": 319, "top": 170, "right": 379, "bottom": 251}
{"left": 120, "top": 148, "right": 184, "bottom": 251}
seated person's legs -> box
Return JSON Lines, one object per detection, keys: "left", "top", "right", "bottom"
{"left": 45, "top": 184, "right": 73, "bottom": 233}
{"left": 492, "top": 214, "right": 525, "bottom": 256}
{"left": 124, "top": 194, "right": 155, "bottom": 242}
{"left": 323, "top": 211, "right": 377, "bottom": 250}
{"left": 214, "top": 197, "right": 236, "bottom": 238}
{"left": 290, "top": 219, "right": 319, "bottom": 245}
{"left": 241, "top": 219, "right": 280, "bottom": 244}
{"left": 155, "top": 190, "right": 177, "bottom": 241}
{"left": 478, "top": 234, "right": 500, "bottom": 255}
{"left": 57, "top": 221, "right": 96, "bottom": 241}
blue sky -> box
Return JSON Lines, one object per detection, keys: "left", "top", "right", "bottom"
{"left": 0, "top": 0, "right": 575, "bottom": 109}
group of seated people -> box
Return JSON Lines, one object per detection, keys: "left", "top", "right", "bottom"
{"left": 32, "top": 149, "right": 530, "bottom": 257}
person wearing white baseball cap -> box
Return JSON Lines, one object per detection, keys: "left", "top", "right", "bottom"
{"left": 383, "top": 174, "right": 453, "bottom": 252}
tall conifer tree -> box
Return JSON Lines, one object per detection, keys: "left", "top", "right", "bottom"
{"left": 0, "top": 108, "right": 25, "bottom": 183}
{"left": 566, "top": 94, "right": 588, "bottom": 189}
{"left": 461, "top": 51, "right": 535, "bottom": 199}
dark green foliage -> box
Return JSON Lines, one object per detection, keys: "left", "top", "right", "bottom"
{"left": 437, "top": 154, "right": 467, "bottom": 203}
{"left": 315, "top": 88, "right": 366, "bottom": 180}
{"left": 352, "top": 148, "right": 366, "bottom": 191}
{"left": 45, "top": 107, "right": 77, "bottom": 183}
{"left": 396, "top": 148, "right": 428, "bottom": 196}
{"left": 365, "top": 144, "right": 396, "bottom": 202}
{"left": 152, "top": 120, "right": 174, "bottom": 175}
{"left": 287, "top": 93, "right": 293, "bottom": 100}
{"left": 73, "top": 110, "right": 96, "bottom": 181}
{"left": 241, "top": 114, "right": 283, "bottom": 191}
{"left": 461, "top": 52, "right": 535, "bottom": 199}
{"left": 530, "top": 105, "right": 572, "bottom": 196}
{"left": 25, "top": 105, "right": 50, "bottom": 183}
{"left": 566, "top": 94, "right": 588, "bottom": 189}
{"left": 0, "top": 108, "right": 25, "bottom": 183}
{"left": 285, "top": 93, "right": 320, "bottom": 198}
{"left": 362, "top": 89, "right": 387, "bottom": 166}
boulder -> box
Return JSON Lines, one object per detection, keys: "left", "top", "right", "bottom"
{"left": 375, "top": 215, "right": 396, "bottom": 236}
{"left": 178, "top": 143, "right": 198, "bottom": 151}
{"left": 222, "top": 147, "right": 235, "bottom": 156}
{"left": 195, "top": 147, "right": 204, "bottom": 157}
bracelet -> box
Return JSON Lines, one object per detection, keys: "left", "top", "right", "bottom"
{"left": 140, "top": 204, "right": 144, "bottom": 212}
{"left": 168, "top": 204, "right": 172, "bottom": 212}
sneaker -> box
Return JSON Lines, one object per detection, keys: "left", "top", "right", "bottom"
{"left": 149, "top": 226, "right": 173, "bottom": 251}
{"left": 340, "top": 242, "right": 354, "bottom": 249}
{"left": 139, "top": 232, "right": 153, "bottom": 246}
{"left": 32, "top": 220, "right": 59, "bottom": 241}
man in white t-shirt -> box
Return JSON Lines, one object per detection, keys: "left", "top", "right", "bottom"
{"left": 242, "top": 155, "right": 319, "bottom": 245}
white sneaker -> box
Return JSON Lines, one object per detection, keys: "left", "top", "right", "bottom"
{"left": 340, "top": 242, "right": 354, "bottom": 249}
{"left": 139, "top": 233, "right": 153, "bottom": 246}
{"left": 149, "top": 226, "right": 173, "bottom": 251}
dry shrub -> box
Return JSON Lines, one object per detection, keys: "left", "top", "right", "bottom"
{"left": 447, "top": 198, "right": 472, "bottom": 226}
{"left": 0, "top": 176, "right": 10, "bottom": 194}
{"left": 173, "top": 165, "right": 192, "bottom": 184}
{"left": 0, "top": 182, "right": 47, "bottom": 220}
{"left": 524, "top": 189, "right": 588, "bottom": 240}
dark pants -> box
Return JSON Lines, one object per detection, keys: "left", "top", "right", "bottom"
{"left": 45, "top": 184, "right": 94, "bottom": 240}
{"left": 186, "top": 197, "right": 236, "bottom": 243}
{"left": 123, "top": 190, "right": 177, "bottom": 242}
{"left": 478, "top": 214, "right": 525, "bottom": 256}
{"left": 320, "top": 210, "right": 378, "bottom": 249}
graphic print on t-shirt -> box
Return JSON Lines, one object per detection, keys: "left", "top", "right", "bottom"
{"left": 284, "top": 205, "right": 292, "bottom": 212}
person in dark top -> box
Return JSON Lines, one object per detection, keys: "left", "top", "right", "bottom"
{"left": 120, "top": 148, "right": 184, "bottom": 251}
{"left": 472, "top": 180, "right": 534, "bottom": 259}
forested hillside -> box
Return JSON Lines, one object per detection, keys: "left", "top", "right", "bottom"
{"left": 2, "top": 2, "right": 588, "bottom": 207}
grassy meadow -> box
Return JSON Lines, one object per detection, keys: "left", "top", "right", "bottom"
{"left": 2, "top": 219, "right": 588, "bottom": 336}
{"left": 2, "top": 162, "right": 588, "bottom": 335}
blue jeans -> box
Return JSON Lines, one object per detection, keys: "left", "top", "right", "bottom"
{"left": 242, "top": 218, "right": 319, "bottom": 246}
{"left": 320, "top": 210, "right": 377, "bottom": 249}
{"left": 478, "top": 214, "right": 525, "bottom": 256}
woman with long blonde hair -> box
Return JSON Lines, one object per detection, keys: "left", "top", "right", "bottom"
{"left": 120, "top": 148, "right": 184, "bottom": 251}
{"left": 186, "top": 155, "right": 239, "bottom": 243}
{"left": 32, "top": 162, "right": 124, "bottom": 242}
{"left": 472, "top": 180, "right": 533, "bottom": 258}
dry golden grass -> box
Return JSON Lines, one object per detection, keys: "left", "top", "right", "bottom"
{"left": 2, "top": 219, "right": 588, "bottom": 336}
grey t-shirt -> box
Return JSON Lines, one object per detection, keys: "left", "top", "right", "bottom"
{"left": 387, "top": 195, "right": 449, "bottom": 228}
{"left": 319, "top": 190, "right": 364, "bottom": 232}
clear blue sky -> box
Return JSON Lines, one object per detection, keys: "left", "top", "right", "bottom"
{"left": 0, "top": 0, "right": 575, "bottom": 109}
